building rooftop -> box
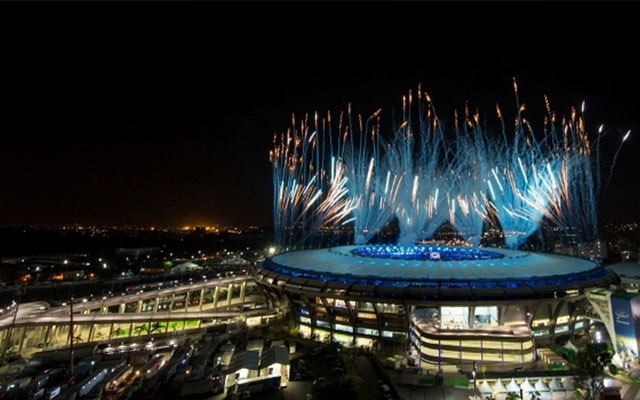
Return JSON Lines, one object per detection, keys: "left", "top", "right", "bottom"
{"left": 229, "top": 350, "right": 260, "bottom": 372}
{"left": 609, "top": 262, "right": 640, "bottom": 279}
{"left": 260, "top": 345, "right": 289, "bottom": 368}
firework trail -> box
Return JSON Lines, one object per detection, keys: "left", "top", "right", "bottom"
{"left": 271, "top": 82, "right": 629, "bottom": 251}
{"left": 270, "top": 112, "right": 353, "bottom": 247}
{"left": 609, "top": 129, "right": 631, "bottom": 187}
{"left": 448, "top": 116, "right": 490, "bottom": 246}
{"left": 386, "top": 89, "right": 453, "bottom": 245}
{"left": 479, "top": 83, "right": 560, "bottom": 248}
{"left": 343, "top": 107, "right": 393, "bottom": 245}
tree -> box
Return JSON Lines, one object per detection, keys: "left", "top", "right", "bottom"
{"left": 169, "top": 321, "right": 183, "bottom": 331}
{"left": 505, "top": 392, "right": 520, "bottom": 400}
{"left": 113, "top": 327, "right": 127, "bottom": 337}
{"left": 149, "top": 322, "right": 166, "bottom": 333}
{"left": 134, "top": 324, "right": 150, "bottom": 335}
{"left": 573, "top": 342, "right": 614, "bottom": 400}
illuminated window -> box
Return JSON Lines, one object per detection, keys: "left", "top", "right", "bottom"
{"left": 441, "top": 307, "right": 469, "bottom": 329}
{"left": 356, "top": 327, "right": 379, "bottom": 336}
{"left": 316, "top": 320, "right": 330, "bottom": 329}
{"left": 334, "top": 324, "right": 353, "bottom": 333}
{"left": 334, "top": 299, "right": 347, "bottom": 309}
{"left": 473, "top": 306, "right": 498, "bottom": 328}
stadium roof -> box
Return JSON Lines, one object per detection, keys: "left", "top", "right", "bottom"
{"left": 270, "top": 246, "right": 598, "bottom": 281}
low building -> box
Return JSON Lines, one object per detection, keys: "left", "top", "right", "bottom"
{"left": 259, "top": 345, "right": 290, "bottom": 387}
{"left": 170, "top": 262, "right": 202, "bottom": 275}
{"left": 609, "top": 262, "right": 640, "bottom": 290}
{"left": 225, "top": 350, "right": 260, "bottom": 388}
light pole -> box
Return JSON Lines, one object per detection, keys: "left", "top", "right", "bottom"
{"left": 1, "top": 285, "right": 25, "bottom": 363}
{"left": 472, "top": 361, "right": 477, "bottom": 399}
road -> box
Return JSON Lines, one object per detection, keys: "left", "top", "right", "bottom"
{"left": 250, "top": 381, "right": 313, "bottom": 400}
{"left": 354, "top": 355, "right": 389, "bottom": 400}
{"left": 396, "top": 386, "right": 472, "bottom": 400}
{"left": 622, "top": 381, "right": 640, "bottom": 400}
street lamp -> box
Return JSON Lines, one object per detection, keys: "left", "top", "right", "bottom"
{"left": 472, "top": 361, "right": 477, "bottom": 398}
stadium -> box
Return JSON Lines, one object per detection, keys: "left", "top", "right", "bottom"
{"left": 256, "top": 244, "right": 618, "bottom": 371}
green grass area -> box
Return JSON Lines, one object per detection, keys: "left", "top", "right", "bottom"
{"left": 443, "top": 376, "right": 468, "bottom": 387}
{"left": 616, "top": 371, "right": 640, "bottom": 384}
{"left": 133, "top": 324, "right": 149, "bottom": 335}
{"left": 418, "top": 375, "right": 435, "bottom": 385}
{"left": 113, "top": 328, "right": 130, "bottom": 337}
{"left": 184, "top": 320, "right": 199, "bottom": 328}
{"left": 169, "top": 321, "right": 184, "bottom": 331}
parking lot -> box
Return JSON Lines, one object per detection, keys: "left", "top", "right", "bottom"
{"left": 288, "top": 344, "right": 391, "bottom": 400}
{"left": 220, "top": 342, "right": 394, "bottom": 400}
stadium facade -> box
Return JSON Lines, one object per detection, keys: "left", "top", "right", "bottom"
{"left": 256, "top": 245, "right": 618, "bottom": 371}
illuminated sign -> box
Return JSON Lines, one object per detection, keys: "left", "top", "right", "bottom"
{"left": 611, "top": 293, "right": 640, "bottom": 356}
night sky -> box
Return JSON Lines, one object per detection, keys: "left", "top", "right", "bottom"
{"left": 0, "top": 2, "right": 638, "bottom": 228}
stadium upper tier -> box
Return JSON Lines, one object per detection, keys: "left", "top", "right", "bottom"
{"left": 262, "top": 245, "right": 616, "bottom": 295}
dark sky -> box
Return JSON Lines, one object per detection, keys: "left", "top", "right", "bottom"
{"left": 0, "top": 2, "right": 638, "bottom": 227}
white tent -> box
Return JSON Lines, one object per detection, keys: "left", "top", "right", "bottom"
{"left": 521, "top": 378, "right": 537, "bottom": 400}
{"left": 521, "top": 378, "right": 536, "bottom": 392}
{"left": 562, "top": 340, "right": 579, "bottom": 353}
{"left": 492, "top": 378, "right": 508, "bottom": 400}
{"left": 535, "top": 378, "right": 551, "bottom": 399}
{"left": 479, "top": 379, "right": 493, "bottom": 394}
{"left": 549, "top": 377, "right": 565, "bottom": 400}
{"left": 561, "top": 378, "right": 574, "bottom": 399}
{"left": 548, "top": 378, "right": 563, "bottom": 391}
{"left": 492, "top": 379, "right": 508, "bottom": 393}
{"left": 507, "top": 378, "right": 521, "bottom": 393}
{"left": 535, "top": 378, "right": 549, "bottom": 392}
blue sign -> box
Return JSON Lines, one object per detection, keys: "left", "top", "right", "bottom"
{"left": 611, "top": 293, "right": 640, "bottom": 356}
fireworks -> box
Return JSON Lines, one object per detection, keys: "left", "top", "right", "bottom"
{"left": 271, "top": 83, "right": 629, "bottom": 249}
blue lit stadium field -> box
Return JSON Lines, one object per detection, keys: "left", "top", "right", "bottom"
{"left": 260, "top": 245, "right": 614, "bottom": 293}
